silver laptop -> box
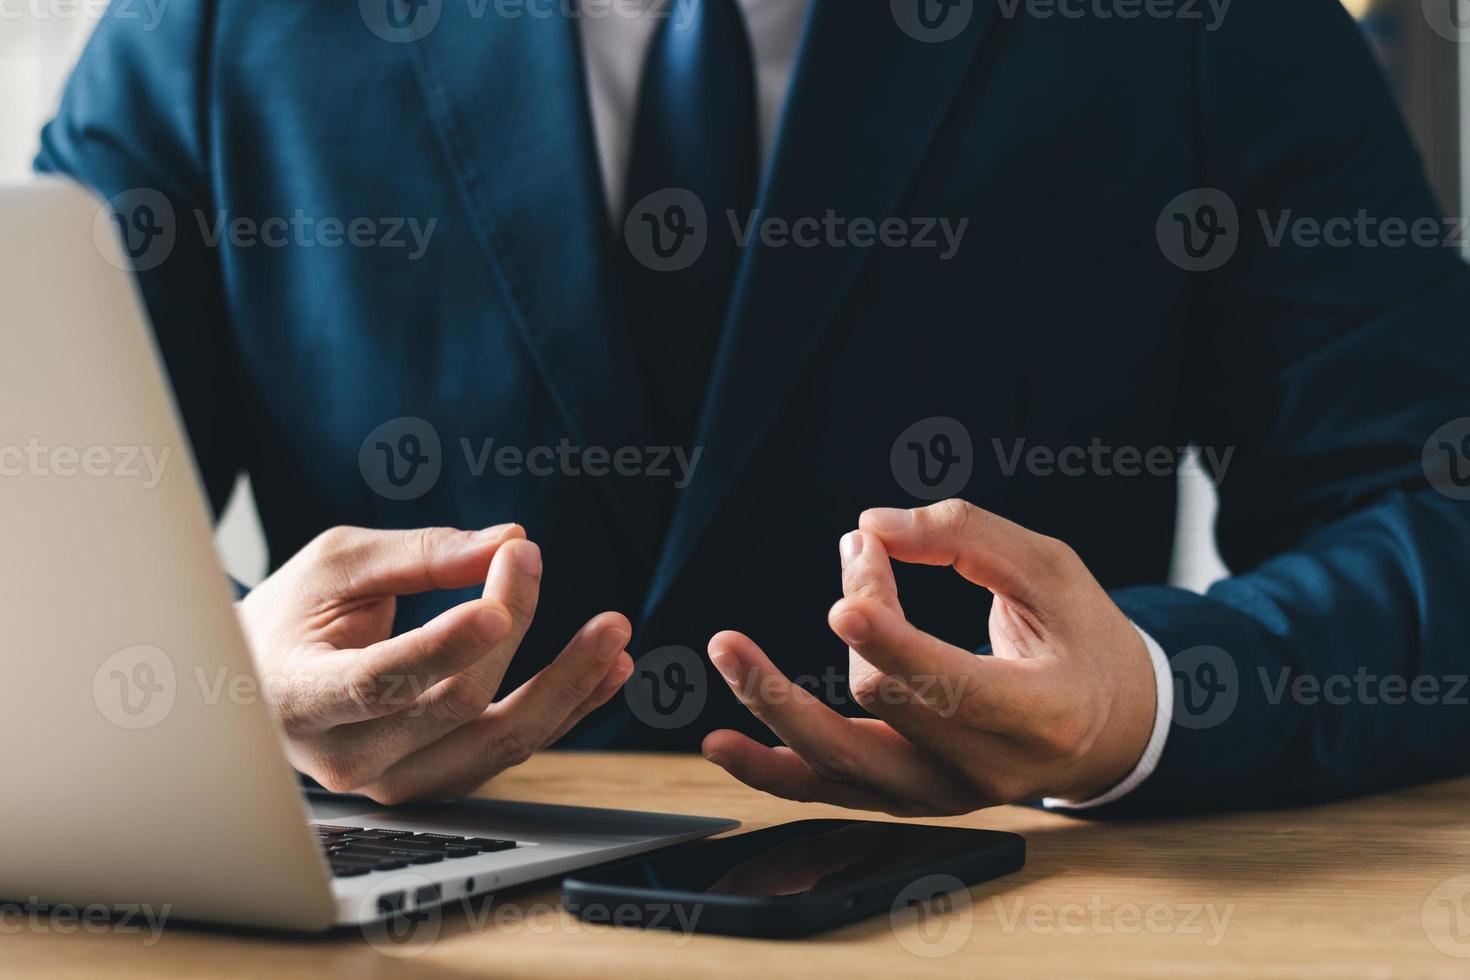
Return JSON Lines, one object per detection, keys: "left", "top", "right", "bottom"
{"left": 0, "top": 181, "right": 736, "bottom": 931}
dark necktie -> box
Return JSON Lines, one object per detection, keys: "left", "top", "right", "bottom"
{"left": 621, "top": 0, "right": 759, "bottom": 451}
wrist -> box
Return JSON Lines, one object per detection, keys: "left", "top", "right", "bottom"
{"left": 1046, "top": 622, "right": 1172, "bottom": 809}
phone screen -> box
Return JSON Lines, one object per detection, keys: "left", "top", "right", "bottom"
{"left": 580, "top": 820, "right": 1008, "bottom": 899}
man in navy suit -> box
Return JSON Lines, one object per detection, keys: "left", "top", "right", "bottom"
{"left": 38, "top": 0, "right": 1470, "bottom": 815}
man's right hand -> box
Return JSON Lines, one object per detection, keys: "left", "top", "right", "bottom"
{"left": 236, "top": 524, "right": 633, "bottom": 803}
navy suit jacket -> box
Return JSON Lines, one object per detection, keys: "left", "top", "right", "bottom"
{"left": 37, "top": 0, "right": 1470, "bottom": 815}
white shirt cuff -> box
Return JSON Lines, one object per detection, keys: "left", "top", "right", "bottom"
{"left": 1042, "top": 622, "right": 1172, "bottom": 810}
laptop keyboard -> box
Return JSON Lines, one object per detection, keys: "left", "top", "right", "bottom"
{"left": 311, "top": 824, "right": 518, "bottom": 878}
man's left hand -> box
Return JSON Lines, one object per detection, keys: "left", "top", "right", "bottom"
{"left": 701, "top": 500, "right": 1158, "bottom": 815}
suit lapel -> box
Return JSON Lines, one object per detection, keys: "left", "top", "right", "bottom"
{"left": 644, "top": 0, "right": 997, "bottom": 618}
{"left": 404, "top": 7, "right": 662, "bottom": 557}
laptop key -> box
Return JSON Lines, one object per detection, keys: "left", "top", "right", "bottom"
{"left": 310, "top": 825, "right": 363, "bottom": 834}
{"left": 370, "top": 859, "right": 410, "bottom": 871}
{"left": 356, "top": 837, "right": 447, "bottom": 852}
{"left": 408, "top": 833, "right": 467, "bottom": 844}
{"left": 342, "top": 830, "right": 409, "bottom": 841}
{"left": 330, "top": 866, "right": 371, "bottom": 877}
{"left": 340, "top": 845, "right": 445, "bottom": 865}
{"left": 462, "top": 838, "right": 518, "bottom": 852}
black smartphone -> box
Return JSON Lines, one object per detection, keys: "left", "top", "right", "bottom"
{"left": 560, "top": 819, "right": 1024, "bottom": 938}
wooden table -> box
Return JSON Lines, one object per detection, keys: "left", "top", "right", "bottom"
{"left": 6, "top": 752, "right": 1470, "bottom": 979}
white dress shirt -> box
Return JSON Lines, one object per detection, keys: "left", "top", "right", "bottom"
{"left": 576, "top": 0, "right": 1173, "bottom": 809}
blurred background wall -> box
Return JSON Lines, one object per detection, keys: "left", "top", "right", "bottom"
{"left": 0, "top": 0, "right": 1458, "bottom": 592}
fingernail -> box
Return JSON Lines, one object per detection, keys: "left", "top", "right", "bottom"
{"left": 839, "top": 531, "right": 864, "bottom": 566}
{"left": 862, "top": 508, "right": 910, "bottom": 535}
{"left": 596, "top": 628, "right": 629, "bottom": 662}
{"left": 708, "top": 648, "right": 744, "bottom": 687}
{"left": 475, "top": 522, "right": 516, "bottom": 541}
{"left": 704, "top": 752, "right": 727, "bottom": 768}
{"left": 831, "top": 606, "right": 873, "bottom": 645}
{"left": 514, "top": 540, "right": 542, "bottom": 576}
